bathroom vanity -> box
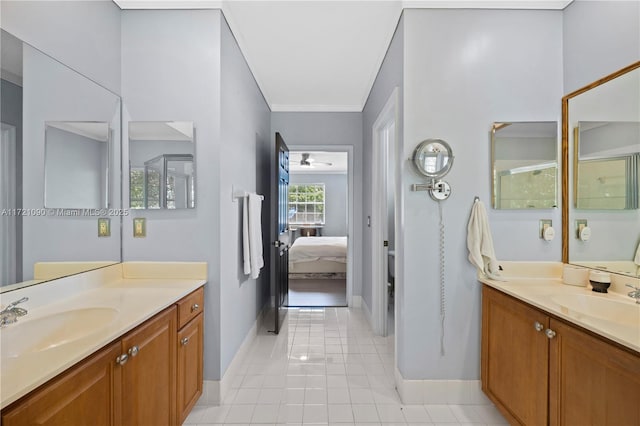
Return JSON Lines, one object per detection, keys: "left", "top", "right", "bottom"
{"left": 480, "top": 267, "right": 640, "bottom": 426}
{"left": 0, "top": 263, "right": 206, "bottom": 426}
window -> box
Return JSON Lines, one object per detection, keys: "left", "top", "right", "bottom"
{"left": 288, "top": 183, "right": 325, "bottom": 225}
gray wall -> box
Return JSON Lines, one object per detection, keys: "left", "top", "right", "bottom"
{"left": 564, "top": 0, "right": 640, "bottom": 265}
{"left": 399, "top": 9, "right": 563, "bottom": 379}
{"left": 121, "top": 9, "right": 223, "bottom": 380}
{"left": 563, "top": 0, "right": 640, "bottom": 94}
{"left": 271, "top": 112, "right": 363, "bottom": 298}
{"left": 122, "top": 10, "right": 271, "bottom": 380}
{"left": 219, "top": 16, "right": 271, "bottom": 376}
{"left": 290, "top": 173, "right": 348, "bottom": 236}
{"left": 21, "top": 45, "right": 121, "bottom": 280}
{"left": 362, "top": 15, "right": 404, "bottom": 314}
{"left": 1, "top": 1, "right": 121, "bottom": 95}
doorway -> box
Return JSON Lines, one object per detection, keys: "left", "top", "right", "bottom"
{"left": 286, "top": 148, "right": 353, "bottom": 307}
{"left": 1, "top": 123, "right": 17, "bottom": 285}
{"left": 372, "top": 88, "right": 399, "bottom": 337}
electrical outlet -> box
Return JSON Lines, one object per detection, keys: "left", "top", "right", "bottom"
{"left": 576, "top": 219, "right": 588, "bottom": 238}
{"left": 98, "top": 218, "right": 110, "bottom": 237}
{"left": 539, "top": 219, "right": 552, "bottom": 239}
{"left": 133, "top": 218, "right": 146, "bottom": 238}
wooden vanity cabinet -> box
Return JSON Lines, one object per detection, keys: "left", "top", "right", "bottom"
{"left": 548, "top": 319, "right": 640, "bottom": 426}
{"left": 1, "top": 287, "right": 205, "bottom": 426}
{"left": 481, "top": 285, "right": 550, "bottom": 425}
{"left": 1, "top": 341, "right": 122, "bottom": 426}
{"left": 482, "top": 285, "right": 640, "bottom": 426}
{"left": 176, "top": 287, "right": 204, "bottom": 425}
{"left": 121, "top": 306, "right": 177, "bottom": 426}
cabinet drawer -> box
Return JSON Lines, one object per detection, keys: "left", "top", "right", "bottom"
{"left": 177, "top": 287, "right": 204, "bottom": 329}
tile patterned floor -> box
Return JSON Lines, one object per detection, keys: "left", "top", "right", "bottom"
{"left": 185, "top": 307, "right": 508, "bottom": 425}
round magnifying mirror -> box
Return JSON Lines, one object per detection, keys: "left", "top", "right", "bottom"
{"left": 411, "top": 139, "right": 454, "bottom": 179}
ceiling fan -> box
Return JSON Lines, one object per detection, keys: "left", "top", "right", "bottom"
{"left": 300, "top": 153, "right": 333, "bottom": 167}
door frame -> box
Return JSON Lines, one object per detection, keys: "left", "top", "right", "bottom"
{"left": 288, "top": 144, "right": 354, "bottom": 307}
{"left": 371, "top": 88, "right": 399, "bottom": 336}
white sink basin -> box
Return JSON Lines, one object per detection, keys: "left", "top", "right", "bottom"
{"left": 1, "top": 308, "right": 118, "bottom": 359}
{"left": 550, "top": 294, "right": 640, "bottom": 327}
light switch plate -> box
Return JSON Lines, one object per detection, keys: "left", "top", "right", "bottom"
{"left": 133, "top": 218, "right": 146, "bottom": 238}
{"left": 98, "top": 218, "right": 110, "bottom": 237}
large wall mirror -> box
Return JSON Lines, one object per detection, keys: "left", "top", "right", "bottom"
{"left": 563, "top": 61, "right": 640, "bottom": 277}
{"left": 0, "top": 29, "right": 121, "bottom": 292}
{"left": 128, "top": 122, "right": 195, "bottom": 209}
{"left": 491, "top": 121, "right": 558, "bottom": 209}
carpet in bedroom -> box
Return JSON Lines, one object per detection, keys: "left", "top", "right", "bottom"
{"left": 288, "top": 279, "right": 347, "bottom": 307}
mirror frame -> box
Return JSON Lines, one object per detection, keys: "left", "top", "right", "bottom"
{"left": 411, "top": 138, "right": 454, "bottom": 179}
{"left": 561, "top": 60, "right": 640, "bottom": 262}
{"left": 491, "top": 121, "right": 559, "bottom": 210}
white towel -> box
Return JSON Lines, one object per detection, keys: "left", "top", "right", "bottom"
{"left": 242, "top": 196, "right": 251, "bottom": 275}
{"left": 634, "top": 240, "right": 640, "bottom": 266}
{"left": 248, "top": 193, "right": 264, "bottom": 279}
{"left": 467, "top": 200, "right": 504, "bottom": 280}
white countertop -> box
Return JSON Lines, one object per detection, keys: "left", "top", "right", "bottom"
{"left": 480, "top": 275, "right": 640, "bottom": 354}
{"left": 0, "top": 264, "right": 206, "bottom": 410}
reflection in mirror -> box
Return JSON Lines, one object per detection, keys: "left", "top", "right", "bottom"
{"left": 491, "top": 122, "right": 558, "bottom": 209}
{"left": 129, "top": 122, "right": 195, "bottom": 209}
{"left": 564, "top": 62, "right": 640, "bottom": 278}
{"left": 411, "top": 139, "right": 453, "bottom": 179}
{"left": 0, "top": 29, "right": 121, "bottom": 292}
{"left": 574, "top": 121, "right": 639, "bottom": 210}
{"left": 44, "top": 122, "right": 111, "bottom": 209}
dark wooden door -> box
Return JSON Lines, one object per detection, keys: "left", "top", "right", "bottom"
{"left": 272, "top": 132, "right": 290, "bottom": 334}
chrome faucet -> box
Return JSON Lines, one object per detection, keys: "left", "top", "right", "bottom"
{"left": 626, "top": 285, "right": 640, "bottom": 304}
{"left": 0, "top": 297, "right": 29, "bottom": 327}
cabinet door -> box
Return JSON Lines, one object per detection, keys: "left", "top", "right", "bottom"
{"left": 2, "top": 341, "right": 122, "bottom": 426}
{"left": 121, "top": 306, "right": 177, "bottom": 426}
{"left": 482, "top": 286, "right": 549, "bottom": 425}
{"left": 177, "top": 313, "right": 204, "bottom": 424}
{"left": 549, "top": 319, "right": 640, "bottom": 426}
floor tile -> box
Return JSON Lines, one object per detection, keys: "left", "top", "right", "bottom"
{"left": 351, "top": 404, "right": 380, "bottom": 423}
{"left": 328, "top": 404, "right": 355, "bottom": 423}
{"left": 186, "top": 307, "right": 507, "bottom": 426}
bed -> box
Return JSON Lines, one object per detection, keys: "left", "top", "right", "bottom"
{"left": 288, "top": 236, "right": 347, "bottom": 279}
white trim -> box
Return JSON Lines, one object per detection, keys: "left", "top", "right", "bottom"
{"left": 271, "top": 104, "right": 363, "bottom": 113}
{"left": 402, "top": 0, "right": 572, "bottom": 9}
{"left": 114, "top": 1, "right": 571, "bottom": 11}
{"left": 287, "top": 145, "right": 355, "bottom": 308}
{"left": 394, "top": 367, "right": 491, "bottom": 405}
{"left": 371, "top": 88, "right": 399, "bottom": 336}
{"left": 361, "top": 296, "right": 373, "bottom": 330}
{"left": 199, "top": 305, "right": 265, "bottom": 406}
{"left": 351, "top": 295, "right": 363, "bottom": 308}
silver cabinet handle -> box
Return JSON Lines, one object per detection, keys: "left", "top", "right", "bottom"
{"left": 545, "top": 329, "right": 556, "bottom": 339}
{"left": 128, "top": 345, "right": 139, "bottom": 357}
{"left": 191, "top": 304, "right": 199, "bottom": 313}
{"left": 534, "top": 321, "right": 544, "bottom": 332}
{"left": 181, "top": 337, "right": 190, "bottom": 346}
{"left": 116, "top": 354, "right": 129, "bottom": 366}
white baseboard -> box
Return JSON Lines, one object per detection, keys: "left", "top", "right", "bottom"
{"left": 394, "top": 367, "right": 491, "bottom": 405}
{"left": 351, "top": 295, "right": 362, "bottom": 307}
{"left": 361, "top": 297, "right": 373, "bottom": 330}
{"left": 197, "top": 304, "right": 266, "bottom": 406}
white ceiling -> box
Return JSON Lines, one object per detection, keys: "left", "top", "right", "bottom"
{"left": 114, "top": 0, "right": 572, "bottom": 112}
